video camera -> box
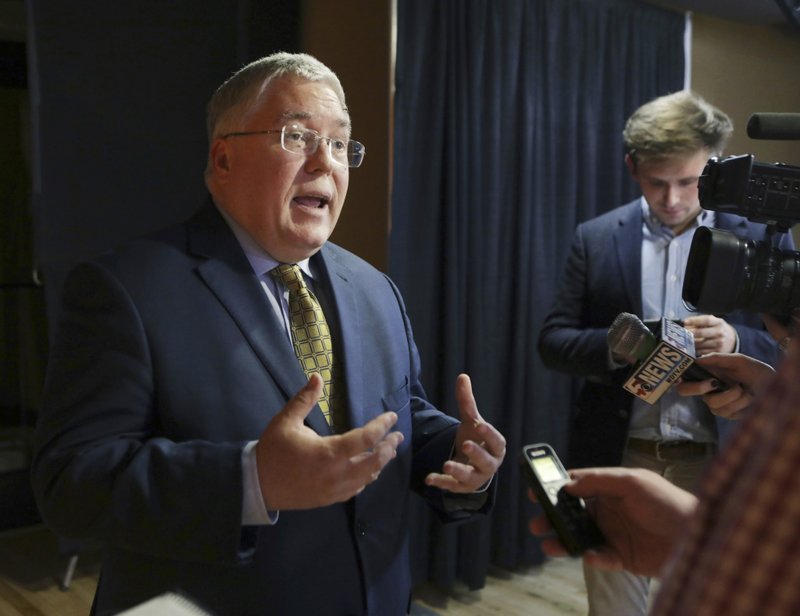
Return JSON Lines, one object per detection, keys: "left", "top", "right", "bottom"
{"left": 682, "top": 113, "right": 800, "bottom": 317}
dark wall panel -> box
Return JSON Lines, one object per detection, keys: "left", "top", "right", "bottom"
{"left": 27, "top": 1, "right": 300, "bottom": 328}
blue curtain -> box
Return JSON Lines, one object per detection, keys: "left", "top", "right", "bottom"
{"left": 391, "top": 0, "right": 686, "bottom": 590}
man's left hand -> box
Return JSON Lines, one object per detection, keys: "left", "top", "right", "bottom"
{"left": 683, "top": 314, "right": 737, "bottom": 355}
{"left": 425, "top": 374, "right": 506, "bottom": 493}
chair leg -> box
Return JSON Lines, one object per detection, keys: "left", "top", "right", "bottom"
{"left": 60, "top": 554, "right": 79, "bottom": 591}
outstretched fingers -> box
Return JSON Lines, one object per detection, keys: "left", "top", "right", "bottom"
{"left": 327, "top": 412, "right": 404, "bottom": 496}
{"left": 337, "top": 411, "right": 401, "bottom": 458}
{"left": 455, "top": 373, "right": 481, "bottom": 424}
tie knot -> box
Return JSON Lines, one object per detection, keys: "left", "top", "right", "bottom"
{"left": 271, "top": 263, "right": 307, "bottom": 294}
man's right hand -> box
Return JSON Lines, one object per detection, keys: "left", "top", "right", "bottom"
{"left": 528, "top": 467, "right": 698, "bottom": 577}
{"left": 255, "top": 373, "right": 404, "bottom": 510}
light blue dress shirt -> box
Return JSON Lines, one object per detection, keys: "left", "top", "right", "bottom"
{"left": 627, "top": 197, "right": 720, "bottom": 444}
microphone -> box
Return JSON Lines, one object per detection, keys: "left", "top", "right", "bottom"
{"left": 607, "top": 313, "right": 727, "bottom": 404}
{"left": 746, "top": 113, "right": 800, "bottom": 140}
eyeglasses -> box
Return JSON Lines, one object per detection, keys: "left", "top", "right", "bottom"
{"left": 221, "top": 124, "right": 365, "bottom": 168}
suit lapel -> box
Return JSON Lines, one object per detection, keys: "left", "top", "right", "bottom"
{"left": 187, "top": 203, "right": 331, "bottom": 435}
{"left": 314, "top": 246, "right": 366, "bottom": 431}
{"left": 612, "top": 202, "right": 644, "bottom": 315}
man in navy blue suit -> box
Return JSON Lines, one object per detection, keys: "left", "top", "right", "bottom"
{"left": 32, "top": 52, "right": 506, "bottom": 616}
{"left": 537, "top": 91, "right": 792, "bottom": 616}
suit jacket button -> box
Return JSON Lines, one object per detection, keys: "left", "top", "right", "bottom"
{"left": 357, "top": 521, "right": 367, "bottom": 536}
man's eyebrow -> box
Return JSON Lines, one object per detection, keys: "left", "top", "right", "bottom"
{"left": 642, "top": 174, "right": 699, "bottom": 183}
{"left": 280, "top": 111, "right": 311, "bottom": 122}
{"left": 279, "top": 110, "right": 351, "bottom": 130}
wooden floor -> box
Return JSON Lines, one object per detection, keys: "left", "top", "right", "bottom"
{"left": 413, "top": 559, "right": 588, "bottom": 616}
{"left": 0, "top": 525, "right": 588, "bottom": 615}
{"left": 0, "top": 525, "right": 101, "bottom": 615}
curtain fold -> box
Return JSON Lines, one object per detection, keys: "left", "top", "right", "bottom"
{"left": 391, "top": 0, "right": 686, "bottom": 590}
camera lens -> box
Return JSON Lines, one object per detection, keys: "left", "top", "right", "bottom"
{"left": 683, "top": 227, "right": 800, "bottom": 316}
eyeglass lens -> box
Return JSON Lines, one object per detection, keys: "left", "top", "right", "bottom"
{"left": 282, "top": 126, "right": 364, "bottom": 168}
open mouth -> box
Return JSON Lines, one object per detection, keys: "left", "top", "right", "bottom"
{"left": 293, "top": 194, "right": 330, "bottom": 209}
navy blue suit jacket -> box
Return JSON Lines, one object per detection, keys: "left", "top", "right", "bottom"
{"left": 32, "top": 203, "right": 489, "bottom": 616}
{"left": 537, "top": 200, "right": 793, "bottom": 468}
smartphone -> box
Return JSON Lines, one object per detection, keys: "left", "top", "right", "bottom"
{"left": 520, "top": 443, "right": 604, "bottom": 556}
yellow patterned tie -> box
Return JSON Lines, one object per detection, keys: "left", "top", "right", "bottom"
{"left": 272, "top": 264, "right": 342, "bottom": 429}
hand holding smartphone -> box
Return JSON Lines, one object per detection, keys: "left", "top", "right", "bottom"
{"left": 521, "top": 443, "right": 605, "bottom": 556}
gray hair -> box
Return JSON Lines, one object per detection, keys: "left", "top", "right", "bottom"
{"left": 205, "top": 52, "right": 347, "bottom": 141}
{"left": 623, "top": 91, "right": 733, "bottom": 165}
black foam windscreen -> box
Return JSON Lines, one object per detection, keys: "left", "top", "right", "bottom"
{"left": 747, "top": 113, "right": 800, "bottom": 140}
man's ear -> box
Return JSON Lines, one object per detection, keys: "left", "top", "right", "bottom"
{"left": 624, "top": 153, "right": 638, "bottom": 179}
{"left": 210, "top": 139, "right": 232, "bottom": 177}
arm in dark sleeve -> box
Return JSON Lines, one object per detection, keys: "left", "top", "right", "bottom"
{"left": 384, "top": 275, "right": 495, "bottom": 521}
{"left": 31, "top": 262, "right": 252, "bottom": 565}
{"left": 734, "top": 320, "right": 784, "bottom": 368}
{"left": 537, "top": 225, "right": 628, "bottom": 385}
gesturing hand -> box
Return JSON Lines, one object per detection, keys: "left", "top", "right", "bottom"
{"left": 425, "top": 374, "right": 506, "bottom": 493}
{"left": 255, "top": 373, "right": 404, "bottom": 510}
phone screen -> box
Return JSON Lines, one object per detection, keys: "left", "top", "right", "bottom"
{"left": 531, "top": 454, "right": 565, "bottom": 484}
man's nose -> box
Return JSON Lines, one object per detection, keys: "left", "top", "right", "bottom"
{"left": 304, "top": 138, "right": 336, "bottom": 173}
{"left": 664, "top": 185, "right": 680, "bottom": 207}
